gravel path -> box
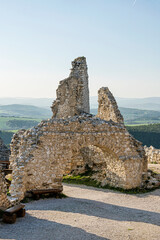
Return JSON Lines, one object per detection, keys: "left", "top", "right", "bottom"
{"left": 0, "top": 183, "right": 160, "bottom": 240}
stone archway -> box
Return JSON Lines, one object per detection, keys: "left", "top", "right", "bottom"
{"left": 8, "top": 57, "right": 147, "bottom": 201}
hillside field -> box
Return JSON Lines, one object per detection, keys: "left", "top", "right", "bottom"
{"left": 0, "top": 117, "right": 41, "bottom": 131}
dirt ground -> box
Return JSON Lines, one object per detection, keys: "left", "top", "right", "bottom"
{"left": 0, "top": 183, "right": 160, "bottom": 240}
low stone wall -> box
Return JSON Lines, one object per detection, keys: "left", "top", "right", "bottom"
{"left": 9, "top": 114, "right": 147, "bottom": 201}
{"left": 0, "top": 167, "right": 10, "bottom": 209}
{"left": 144, "top": 146, "right": 160, "bottom": 164}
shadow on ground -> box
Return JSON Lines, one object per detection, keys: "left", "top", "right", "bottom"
{"left": 0, "top": 213, "right": 108, "bottom": 240}
{"left": 26, "top": 195, "right": 160, "bottom": 227}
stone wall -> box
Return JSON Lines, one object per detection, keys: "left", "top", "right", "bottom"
{"left": 0, "top": 137, "right": 10, "bottom": 167}
{"left": 51, "top": 57, "right": 90, "bottom": 118}
{"left": 9, "top": 113, "right": 147, "bottom": 200}
{"left": 97, "top": 87, "right": 124, "bottom": 124}
{"left": 9, "top": 129, "right": 63, "bottom": 200}
{"left": 0, "top": 167, "right": 10, "bottom": 209}
{"left": 144, "top": 146, "right": 160, "bottom": 164}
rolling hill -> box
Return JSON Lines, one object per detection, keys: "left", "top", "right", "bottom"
{"left": 90, "top": 96, "right": 160, "bottom": 112}
{"left": 0, "top": 104, "right": 52, "bottom": 119}
{"left": 0, "top": 103, "right": 160, "bottom": 148}
{"left": 1, "top": 96, "right": 160, "bottom": 112}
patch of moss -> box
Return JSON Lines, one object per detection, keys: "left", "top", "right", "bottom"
{"left": 63, "top": 175, "right": 160, "bottom": 194}
{"left": 63, "top": 175, "right": 100, "bottom": 188}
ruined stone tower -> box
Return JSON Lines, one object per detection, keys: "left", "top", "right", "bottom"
{"left": 51, "top": 57, "right": 90, "bottom": 118}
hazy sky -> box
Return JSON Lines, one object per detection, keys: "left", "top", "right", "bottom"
{"left": 0, "top": 0, "right": 160, "bottom": 98}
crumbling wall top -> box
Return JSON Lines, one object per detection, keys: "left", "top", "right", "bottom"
{"left": 69, "top": 56, "right": 87, "bottom": 78}
{"left": 51, "top": 57, "right": 90, "bottom": 118}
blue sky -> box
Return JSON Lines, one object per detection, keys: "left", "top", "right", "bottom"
{"left": 0, "top": 0, "right": 160, "bottom": 98}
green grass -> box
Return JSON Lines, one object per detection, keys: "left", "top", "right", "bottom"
{"left": 63, "top": 175, "right": 160, "bottom": 194}
{"left": 0, "top": 116, "right": 41, "bottom": 131}
{"left": 126, "top": 124, "right": 149, "bottom": 127}
{"left": 63, "top": 175, "right": 100, "bottom": 188}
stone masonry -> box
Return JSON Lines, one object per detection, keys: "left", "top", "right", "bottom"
{"left": 0, "top": 137, "right": 10, "bottom": 167}
{"left": 51, "top": 57, "right": 90, "bottom": 118}
{"left": 144, "top": 146, "right": 160, "bottom": 164}
{"left": 9, "top": 57, "right": 147, "bottom": 201}
{"left": 97, "top": 87, "right": 124, "bottom": 124}
{"left": 9, "top": 129, "right": 63, "bottom": 200}
{"left": 0, "top": 166, "right": 10, "bottom": 209}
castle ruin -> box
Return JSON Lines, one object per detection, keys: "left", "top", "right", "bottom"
{"left": 0, "top": 57, "right": 148, "bottom": 205}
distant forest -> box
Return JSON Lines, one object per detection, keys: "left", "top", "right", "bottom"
{"left": 0, "top": 131, "right": 13, "bottom": 148}
{"left": 127, "top": 123, "right": 160, "bottom": 149}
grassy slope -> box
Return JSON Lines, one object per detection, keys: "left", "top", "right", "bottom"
{"left": 0, "top": 104, "right": 52, "bottom": 119}
{"left": 0, "top": 117, "right": 41, "bottom": 130}
{"left": 1, "top": 104, "right": 160, "bottom": 125}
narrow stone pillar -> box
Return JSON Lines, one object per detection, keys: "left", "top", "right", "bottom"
{"left": 97, "top": 87, "right": 124, "bottom": 124}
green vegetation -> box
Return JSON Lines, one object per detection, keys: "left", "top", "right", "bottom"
{"left": 63, "top": 175, "right": 159, "bottom": 194}
{"left": 0, "top": 117, "right": 41, "bottom": 147}
{"left": 63, "top": 175, "right": 100, "bottom": 188}
{"left": 0, "top": 117, "right": 40, "bottom": 131}
{"left": 120, "top": 107, "right": 160, "bottom": 125}
{"left": 0, "top": 104, "right": 52, "bottom": 146}
{"left": 127, "top": 123, "right": 160, "bottom": 148}
{"left": 0, "top": 130, "right": 14, "bottom": 147}
{"left": 6, "top": 119, "right": 39, "bottom": 129}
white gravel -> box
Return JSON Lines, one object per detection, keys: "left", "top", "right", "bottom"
{"left": 0, "top": 183, "right": 160, "bottom": 240}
